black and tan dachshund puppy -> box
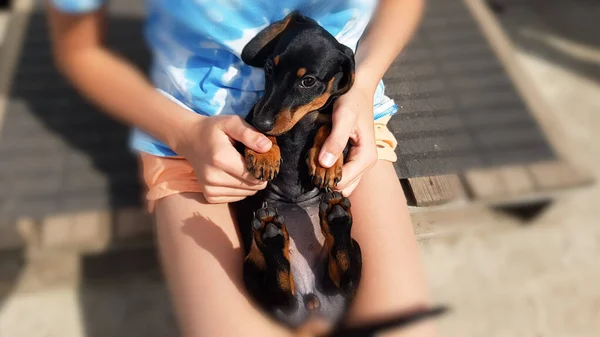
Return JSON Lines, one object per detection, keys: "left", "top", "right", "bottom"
{"left": 233, "top": 11, "right": 446, "bottom": 336}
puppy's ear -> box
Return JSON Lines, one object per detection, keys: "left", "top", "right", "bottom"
{"left": 242, "top": 11, "right": 308, "bottom": 68}
{"left": 332, "top": 45, "right": 356, "bottom": 97}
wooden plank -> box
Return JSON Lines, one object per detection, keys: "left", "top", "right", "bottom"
{"left": 528, "top": 160, "right": 593, "bottom": 191}
{"left": 464, "top": 165, "right": 536, "bottom": 200}
{"left": 463, "top": 169, "right": 504, "bottom": 200}
{"left": 497, "top": 166, "right": 536, "bottom": 195}
{"left": 406, "top": 175, "right": 464, "bottom": 207}
{"left": 408, "top": 163, "right": 592, "bottom": 214}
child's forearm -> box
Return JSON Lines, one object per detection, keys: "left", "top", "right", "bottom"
{"left": 354, "top": 0, "right": 425, "bottom": 93}
{"left": 47, "top": 5, "right": 200, "bottom": 152}
{"left": 58, "top": 47, "right": 199, "bottom": 151}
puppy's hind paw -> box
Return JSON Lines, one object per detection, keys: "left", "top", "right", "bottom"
{"left": 250, "top": 205, "right": 296, "bottom": 298}
{"left": 319, "top": 191, "right": 361, "bottom": 296}
{"left": 319, "top": 191, "right": 351, "bottom": 224}
{"left": 251, "top": 206, "right": 287, "bottom": 248}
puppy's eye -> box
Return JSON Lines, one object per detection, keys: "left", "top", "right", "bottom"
{"left": 264, "top": 60, "right": 274, "bottom": 76}
{"left": 300, "top": 76, "right": 316, "bottom": 88}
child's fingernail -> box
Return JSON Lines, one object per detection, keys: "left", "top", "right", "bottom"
{"left": 256, "top": 137, "right": 270, "bottom": 149}
{"left": 320, "top": 152, "right": 336, "bottom": 167}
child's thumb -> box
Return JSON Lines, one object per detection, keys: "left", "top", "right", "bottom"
{"left": 319, "top": 111, "right": 353, "bottom": 168}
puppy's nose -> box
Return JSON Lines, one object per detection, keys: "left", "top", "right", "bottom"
{"left": 253, "top": 119, "right": 274, "bottom": 132}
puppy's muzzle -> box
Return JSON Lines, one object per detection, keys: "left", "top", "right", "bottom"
{"left": 253, "top": 118, "right": 275, "bottom": 133}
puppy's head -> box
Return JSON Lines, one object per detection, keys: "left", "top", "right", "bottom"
{"left": 242, "top": 11, "right": 355, "bottom": 135}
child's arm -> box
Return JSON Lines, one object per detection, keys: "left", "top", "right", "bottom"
{"left": 46, "top": 4, "right": 192, "bottom": 151}
{"left": 352, "top": 0, "right": 425, "bottom": 92}
{"left": 46, "top": 2, "right": 271, "bottom": 203}
{"left": 319, "top": 0, "right": 425, "bottom": 195}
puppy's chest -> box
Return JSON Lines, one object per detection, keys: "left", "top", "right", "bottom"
{"left": 269, "top": 127, "right": 319, "bottom": 198}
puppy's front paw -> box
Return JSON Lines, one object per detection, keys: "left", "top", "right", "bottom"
{"left": 306, "top": 147, "right": 343, "bottom": 190}
{"left": 245, "top": 145, "right": 281, "bottom": 181}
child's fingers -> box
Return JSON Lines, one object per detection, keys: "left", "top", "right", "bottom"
{"left": 214, "top": 147, "right": 265, "bottom": 185}
{"left": 339, "top": 178, "right": 361, "bottom": 197}
{"left": 204, "top": 170, "right": 267, "bottom": 191}
{"left": 335, "top": 144, "right": 377, "bottom": 191}
{"left": 203, "top": 186, "right": 258, "bottom": 197}
{"left": 226, "top": 173, "right": 268, "bottom": 190}
{"left": 336, "top": 160, "right": 362, "bottom": 192}
{"left": 203, "top": 195, "right": 249, "bottom": 204}
{"left": 319, "top": 106, "right": 355, "bottom": 168}
{"left": 202, "top": 186, "right": 258, "bottom": 204}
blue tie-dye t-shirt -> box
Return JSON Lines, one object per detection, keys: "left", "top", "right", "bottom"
{"left": 50, "top": 0, "right": 398, "bottom": 156}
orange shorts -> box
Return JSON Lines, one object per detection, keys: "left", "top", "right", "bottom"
{"left": 140, "top": 116, "right": 398, "bottom": 211}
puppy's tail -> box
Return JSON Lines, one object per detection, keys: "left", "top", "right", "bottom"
{"left": 324, "top": 305, "right": 449, "bottom": 337}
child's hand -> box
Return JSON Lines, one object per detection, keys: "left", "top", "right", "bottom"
{"left": 176, "top": 115, "right": 272, "bottom": 204}
{"left": 318, "top": 86, "right": 378, "bottom": 196}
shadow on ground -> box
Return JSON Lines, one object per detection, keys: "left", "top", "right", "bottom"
{"left": 79, "top": 247, "right": 179, "bottom": 337}
{"left": 490, "top": 0, "right": 600, "bottom": 85}
{"left": 0, "top": 250, "right": 24, "bottom": 310}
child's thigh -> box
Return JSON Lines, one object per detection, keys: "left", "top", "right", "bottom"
{"left": 346, "top": 161, "right": 436, "bottom": 335}
{"left": 154, "top": 192, "right": 288, "bottom": 337}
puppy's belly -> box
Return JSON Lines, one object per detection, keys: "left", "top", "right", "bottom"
{"left": 269, "top": 199, "right": 347, "bottom": 327}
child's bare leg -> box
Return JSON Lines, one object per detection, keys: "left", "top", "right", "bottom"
{"left": 154, "top": 192, "right": 290, "bottom": 337}
{"left": 345, "top": 160, "right": 438, "bottom": 337}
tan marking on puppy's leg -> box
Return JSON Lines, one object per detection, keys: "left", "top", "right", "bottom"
{"left": 245, "top": 242, "right": 266, "bottom": 270}
{"left": 328, "top": 253, "right": 341, "bottom": 288}
{"left": 277, "top": 270, "right": 296, "bottom": 296}
{"left": 281, "top": 223, "right": 296, "bottom": 295}
{"left": 336, "top": 250, "right": 350, "bottom": 272}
